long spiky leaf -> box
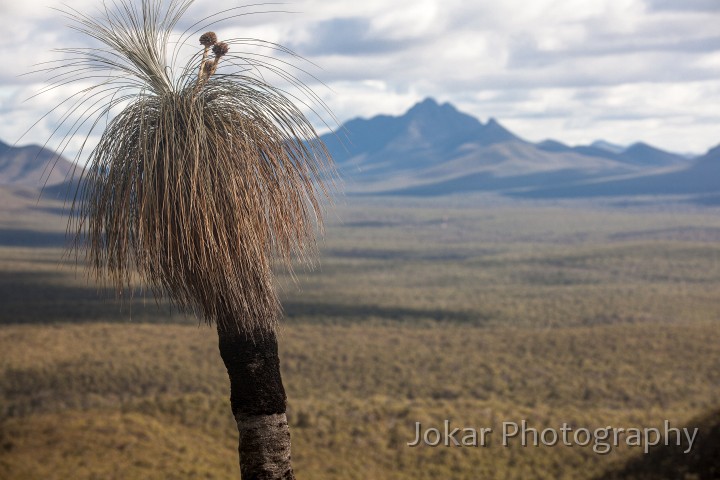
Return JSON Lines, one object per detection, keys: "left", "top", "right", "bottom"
{"left": 36, "top": 0, "right": 335, "bottom": 334}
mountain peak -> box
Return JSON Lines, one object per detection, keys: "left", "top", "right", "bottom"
{"left": 705, "top": 144, "right": 720, "bottom": 158}
{"left": 620, "top": 142, "right": 685, "bottom": 166}
{"left": 401, "top": 98, "right": 482, "bottom": 141}
{"left": 322, "top": 98, "right": 518, "bottom": 165}
{"left": 481, "top": 117, "right": 519, "bottom": 144}
{"left": 405, "top": 100, "right": 519, "bottom": 145}
{"left": 625, "top": 141, "right": 653, "bottom": 151}
{"left": 406, "top": 97, "right": 457, "bottom": 117}
{"left": 408, "top": 97, "right": 437, "bottom": 109}
{"left": 417, "top": 97, "right": 439, "bottom": 108}
{"left": 591, "top": 140, "right": 625, "bottom": 154}
{"left": 537, "top": 139, "right": 571, "bottom": 153}
{"left": 0, "top": 140, "right": 76, "bottom": 187}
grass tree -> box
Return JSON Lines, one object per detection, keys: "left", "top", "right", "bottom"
{"left": 33, "top": 0, "right": 333, "bottom": 477}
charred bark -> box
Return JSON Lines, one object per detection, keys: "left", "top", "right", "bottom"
{"left": 217, "top": 325, "right": 295, "bottom": 480}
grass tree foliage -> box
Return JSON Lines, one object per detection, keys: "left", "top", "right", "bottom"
{"left": 32, "top": 0, "right": 334, "bottom": 478}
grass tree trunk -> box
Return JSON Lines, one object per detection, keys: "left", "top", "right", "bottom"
{"left": 217, "top": 325, "right": 295, "bottom": 479}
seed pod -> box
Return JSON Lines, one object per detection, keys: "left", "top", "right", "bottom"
{"left": 199, "top": 31, "right": 217, "bottom": 47}
{"left": 212, "top": 42, "right": 229, "bottom": 58}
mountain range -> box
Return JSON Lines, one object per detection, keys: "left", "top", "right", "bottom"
{"left": 321, "top": 98, "right": 717, "bottom": 202}
{"left": 1, "top": 98, "right": 717, "bottom": 203}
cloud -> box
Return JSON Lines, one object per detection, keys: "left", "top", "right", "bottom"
{"left": 0, "top": 0, "right": 719, "bottom": 157}
{"left": 645, "top": 0, "right": 720, "bottom": 12}
{"left": 289, "top": 17, "right": 406, "bottom": 55}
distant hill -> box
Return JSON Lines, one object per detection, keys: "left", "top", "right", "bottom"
{"left": 537, "top": 139, "right": 686, "bottom": 167}
{"left": 515, "top": 144, "right": 720, "bottom": 202}
{"left": 0, "top": 139, "right": 76, "bottom": 188}
{"left": 3, "top": 99, "right": 713, "bottom": 203}
{"left": 591, "top": 140, "right": 625, "bottom": 155}
{"left": 322, "top": 98, "right": 701, "bottom": 199}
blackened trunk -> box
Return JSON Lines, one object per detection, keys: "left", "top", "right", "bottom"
{"left": 217, "top": 326, "right": 295, "bottom": 480}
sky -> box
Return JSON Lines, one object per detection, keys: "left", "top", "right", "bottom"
{"left": 0, "top": 0, "right": 719, "bottom": 161}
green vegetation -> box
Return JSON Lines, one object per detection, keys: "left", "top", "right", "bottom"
{"left": 1, "top": 195, "right": 720, "bottom": 478}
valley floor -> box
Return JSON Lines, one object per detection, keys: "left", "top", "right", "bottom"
{"left": 1, "top": 194, "right": 719, "bottom": 479}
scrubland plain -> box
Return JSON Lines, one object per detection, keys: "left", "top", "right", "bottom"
{"left": 1, "top": 191, "right": 719, "bottom": 479}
